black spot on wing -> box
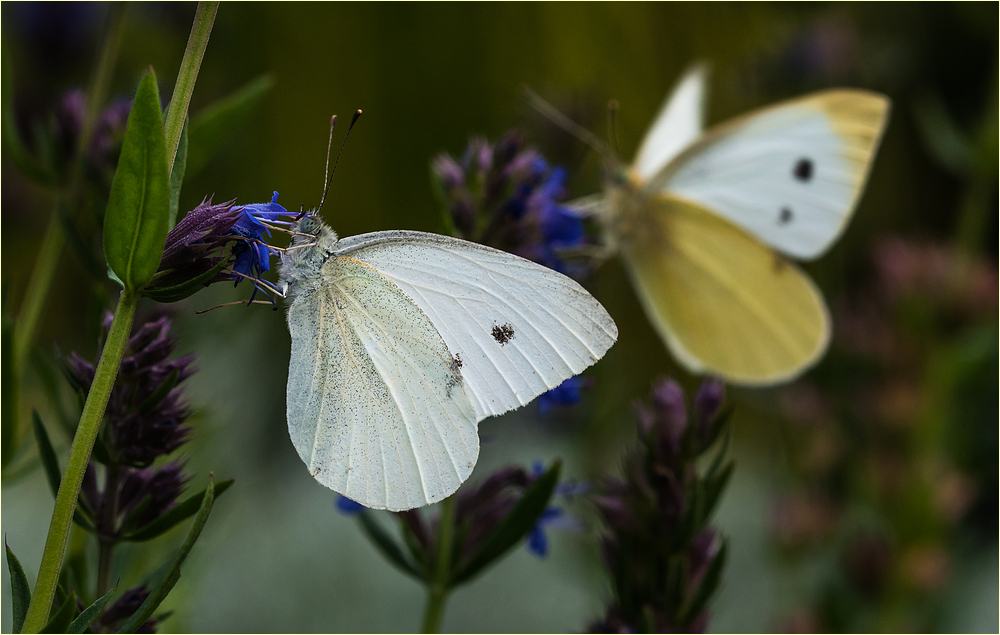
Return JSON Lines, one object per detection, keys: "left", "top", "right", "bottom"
{"left": 793, "top": 158, "right": 813, "bottom": 182}
{"left": 445, "top": 354, "right": 464, "bottom": 398}
{"left": 778, "top": 207, "right": 793, "bottom": 225}
{"left": 491, "top": 322, "right": 515, "bottom": 346}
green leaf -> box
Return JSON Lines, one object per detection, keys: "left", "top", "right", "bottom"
{"left": 6, "top": 539, "right": 31, "bottom": 633}
{"left": 186, "top": 75, "right": 273, "bottom": 177}
{"left": 168, "top": 120, "right": 188, "bottom": 230}
{"left": 354, "top": 512, "right": 423, "bottom": 581}
{"left": 116, "top": 474, "right": 218, "bottom": 633}
{"left": 142, "top": 258, "right": 228, "bottom": 304}
{"left": 39, "top": 590, "right": 77, "bottom": 633}
{"left": 450, "top": 460, "right": 561, "bottom": 586}
{"left": 679, "top": 539, "right": 728, "bottom": 626}
{"left": 67, "top": 584, "right": 117, "bottom": 633}
{"left": 121, "top": 478, "right": 233, "bottom": 542}
{"left": 32, "top": 410, "right": 62, "bottom": 498}
{"left": 138, "top": 369, "right": 179, "bottom": 416}
{"left": 701, "top": 461, "right": 734, "bottom": 525}
{"left": 103, "top": 69, "right": 171, "bottom": 292}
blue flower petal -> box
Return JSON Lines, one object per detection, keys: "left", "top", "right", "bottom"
{"left": 527, "top": 525, "right": 549, "bottom": 557}
{"left": 538, "top": 376, "right": 586, "bottom": 414}
{"left": 335, "top": 495, "right": 366, "bottom": 515}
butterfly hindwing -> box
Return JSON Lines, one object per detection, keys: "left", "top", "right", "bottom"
{"left": 620, "top": 195, "right": 830, "bottom": 385}
{"left": 647, "top": 89, "right": 890, "bottom": 260}
{"left": 285, "top": 255, "right": 478, "bottom": 511}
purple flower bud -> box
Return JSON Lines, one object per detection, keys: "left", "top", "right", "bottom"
{"left": 153, "top": 197, "right": 242, "bottom": 289}
{"left": 593, "top": 494, "right": 639, "bottom": 533}
{"left": 69, "top": 314, "right": 195, "bottom": 467}
{"left": 694, "top": 378, "right": 725, "bottom": 443}
{"left": 431, "top": 153, "right": 465, "bottom": 192}
{"left": 432, "top": 130, "right": 594, "bottom": 277}
{"left": 118, "top": 462, "right": 190, "bottom": 530}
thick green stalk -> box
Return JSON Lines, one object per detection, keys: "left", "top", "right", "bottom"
{"left": 163, "top": 0, "right": 218, "bottom": 179}
{"left": 20, "top": 291, "right": 139, "bottom": 634}
{"left": 421, "top": 496, "right": 457, "bottom": 634}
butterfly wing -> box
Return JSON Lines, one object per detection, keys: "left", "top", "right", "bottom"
{"left": 286, "top": 255, "right": 479, "bottom": 511}
{"left": 633, "top": 63, "right": 708, "bottom": 181}
{"left": 620, "top": 195, "right": 830, "bottom": 385}
{"left": 646, "top": 89, "right": 890, "bottom": 260}
{"left": 334, "top": 231, "right": 618, "bottom": 419}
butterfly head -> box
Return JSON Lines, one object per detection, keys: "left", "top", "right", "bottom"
{"left": 279, "top": 211, "right": 339, "bottom": 301}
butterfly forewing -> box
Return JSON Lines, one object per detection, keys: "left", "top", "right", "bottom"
{"left": 645, "top": 89, "right": 890, "bottom": 260}
{"left": 334, "top": 231, "right": 619, "bottom": 419}
{"left": 633, "top": 63, "right": 707, "bottom": 180}
{"left": 286, "top": 255, "right": 478, "bottom": 511}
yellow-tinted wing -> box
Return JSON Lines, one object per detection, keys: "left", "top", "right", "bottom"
{"left": 620, "top": 195, "right": 830, "bottom": 385}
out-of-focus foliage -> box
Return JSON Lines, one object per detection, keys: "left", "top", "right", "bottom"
{"left": 2, "top": 3, "right": 995, "bottom": 633}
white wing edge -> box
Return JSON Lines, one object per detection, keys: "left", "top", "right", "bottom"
{"left": 632, "top": 62, "right": 709, "bottom": 180}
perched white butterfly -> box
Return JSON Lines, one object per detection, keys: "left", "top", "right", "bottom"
{"left": 277, "top": 214, "right": 617, "bottom": 511}
{"left": 539, "top": 64, "right": 890, "bottom": 386}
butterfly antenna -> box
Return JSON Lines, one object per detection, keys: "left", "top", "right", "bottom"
{"left": 317, "top": 109, "right": 363, "bottom": 214}
{"left": 607, "top": 99, "right": 621, "bottom": 157}
{"left": 522, "top": 86, "right": 612, "bottom": 159}
{"left": 317, "top": 115, "right": 338, "bottom": 213}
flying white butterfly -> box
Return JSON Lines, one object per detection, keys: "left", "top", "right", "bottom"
{"left": 277, "top": 213, "right": 617, "bottom": 511}
{"left": 533, "top": 64, "right": 890, "bottom": 385}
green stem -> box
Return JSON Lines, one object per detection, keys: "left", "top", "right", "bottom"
{"left": 421, "top": 496, "right": 457, "bottom": 634}
{"left": 8, "top": 5, "right": 125, "bottom": 441}
{"left": 20, "top": 290, "right": 139, "bottom": 634}
{"left": 163, "top": 0, "right": 218, "bottom": 179}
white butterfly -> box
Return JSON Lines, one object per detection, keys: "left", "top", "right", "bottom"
{"left": 278, "top": 214, "right": 617, "bottom": 511}
{"left": 555, "top": 64, "right": 890, "bottom": 385}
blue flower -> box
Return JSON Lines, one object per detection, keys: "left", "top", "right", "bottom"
{"left": 525, "top": 461, "right": 586, "bottom": 558}
{"left": 230, "top": 191, "right": 290, "bottom": 283}
{"left": 335, "top": 495, "right": 366, "bottom": 515}
{"left": 527, "top": 506, "right": 564, "bottom": 558}
{"left": 431, "top": 130, "right": 595, "bottom": 276}
{"left": 538, "top": 375, "right": 591, "bottom": 415}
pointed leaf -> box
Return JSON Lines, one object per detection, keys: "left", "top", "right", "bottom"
{"left": 186, "top": 75, "right": 273, "bottom": 176}
{"left": 39, "top": 590, "right": 77, "bottom": 633}
{"left": 6, "top": 539, "right": 31, "bottom": 633}
{"left": 138, "top": 368, "right": 179, "bottom": 415}
{"left": 167, "top": 120, "right": 188, "bottom": 230}
{"left": 116, "top": 474, "right": 217, "bottom": 633}
{"left": 103, "top": 68, "right": 170, "bottom": 292}
{"left": 121, "top": 478, "right": 233, "bottom": 542}
{"left": 142, "top": 258, "right": 228, "bottom": 303}
{"left": 450, "top": 460, "right": 561, "bottom": 586}
{"left": 701, "top": 461, "right": 734, "bottom": 524}
{"left": 32, "top": 410, "right": 62, "bottom": 498}
{"left": 679, "top": 539, "right": 728, "bottom": 626}
{"left": 67, "top": 584, "right": 117, "bottom": 633}
{"left": 354, "top": 511, "right": 423, "bottom": 580}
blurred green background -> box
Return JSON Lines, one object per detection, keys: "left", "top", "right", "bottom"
{"left": 2, "top": 2, "right": 997, "bottom": 632}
